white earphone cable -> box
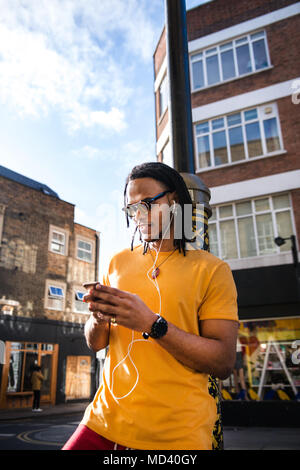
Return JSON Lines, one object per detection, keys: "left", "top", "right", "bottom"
{"left": 106, "top": 205, "right": 175, "bottom": 401}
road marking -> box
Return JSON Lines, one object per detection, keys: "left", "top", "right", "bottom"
{"left": 17, "top": 429, "right": 63, "bottom": 447}
{"left": 0, "top": 433, "right": 15, "bottom": 437}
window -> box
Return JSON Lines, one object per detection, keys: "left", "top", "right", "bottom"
{"left": 74, "top": 290, "right": 89, "bottom": 314}
{"left": 49, "top": 225, "right": 68, "bottom": 256}
{"left": 45, "top": 281, "right": 66, "bottom": 310}
{"left": 77, "top": 239, "right": 93, "bottom": 262}
{"left": 6, "top": 342, "right": 56, "bottom": 394}
{"left": 195, "top": 104, "right": 283, "bottom": 170}
{"left": 159, "top": 75, "right": 168, "bottom": 117}
{"left": 209, "top": 193, "right": 294, "bottom": 260}
{"left": 191, "top": 30, "right": 270, "bottom": 91}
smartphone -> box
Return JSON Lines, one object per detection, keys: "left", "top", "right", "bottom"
{"left": 82, "top": 281, "right": 101, "bottom": 289}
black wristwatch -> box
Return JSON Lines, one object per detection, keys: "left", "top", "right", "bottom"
{"left": 142, "top": 315, "right": 168, "bottom": 340}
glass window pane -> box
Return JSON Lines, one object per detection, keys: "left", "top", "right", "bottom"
{"left": 236, "top": 44, "right": 252, "bottom": 75}
{"left": 206, "top": 47, "right": 217, "bottom": 55}
{"left": 246, "top": 122, "right": 263, "bottom": 157}
{"left": 250, "top": 31, "right": 265, "bottom": 40}
{"left": 256, "top": 213, "right": 276, "bottom": 255}
{"left": 273, "top": 193, "right": 290, "bottom": 210}
{"left": 197, "top": 135, "right": 211, "bottom": 168}
{"left": 236, "top": 201, "right": 252, "bottom": 216}
{"left": 244, "top": 109, "right": 258, "bottom": 121}
{"left": 41, "top": 354, "right": 52, "bottom": 395}
{"left": 219, "top": 205, "right": 233, "bottom": 218}
{"left": 220, "top": 41, "right": 233, "bottom": 51}
{"left": 255, "top": 198, "right": 270, "bottom": 212}
{"left": 213, "top": 130, "right": 228, "bottom": 165}
{"left": 252, "top": 39, "right": 268, "bottom": 70}
{"left": 263, "top": 118, "right": 281, "bottom": 153}
{"left": 238, "top": 217, "right": 257, "bottom": 257}
{"left": 23, "top": 352, "right": 39, "bottom": 391}
{"left": 208, "top": 223, "right": 219, "bottom": 257}
{"left": 196, "top": 121, "right": 209, "bottom": 135}
{"left": 7, "top": 351, "right": 24, "bottom": 392}
{"left": 229, "top": 126, "right": 245, "bottom": 162}
{"left": 276, "top": 211, "right": 293, "bottom": 252}
{"left": 221, "top": 49, "right": 236, "bottom": 80}
{"left": 210, "top": 207, "right": 217, "bottom": 221}
{"left": 220, "top": 220, "right": 238, "bottom": 259}
{"left": 159, "top": 77, "right": 168, "bottom": 116}
{"left": 212, "top": 117, "right": 224, "bottom": 130}
{"left": 206, "top": 54, "right": 220, "bottom": 85}
{"left": 236, "top": 36, "right": 247, "bottom": 45}
{"left": 78, "top": 249, "right": 92, "bottom": 261}
{"left": 227, "top": 113, "right": 241, "bottom": 127}
{"left": 192, "top": 60, "right": 204, "bottom": 89}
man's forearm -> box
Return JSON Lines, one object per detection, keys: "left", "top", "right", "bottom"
{"left": 155, "top": 321, "right": 237, "bottom": 380}
{"left": 84, "top": 315, "right": 110, "bottom": 352}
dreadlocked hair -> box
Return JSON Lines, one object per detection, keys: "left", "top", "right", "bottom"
{"left": 124, "top": 162, "right": 194, "bottom": 256}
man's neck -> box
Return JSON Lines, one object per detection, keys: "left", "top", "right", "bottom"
{"left": 148, "top": 237, "right": 175, "bottom": 253}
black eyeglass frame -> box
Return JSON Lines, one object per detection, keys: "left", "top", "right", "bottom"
{"left": 122, "top": 190, "right": 172, "bottom": 219}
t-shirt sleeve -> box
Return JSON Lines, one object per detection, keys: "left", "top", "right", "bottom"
{"left": 198, "top": 261, "right": 239, "bottom": 322}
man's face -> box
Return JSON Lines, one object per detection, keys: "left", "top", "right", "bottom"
{"left": 126, "top": 177, "right": 175, "bottom": 242}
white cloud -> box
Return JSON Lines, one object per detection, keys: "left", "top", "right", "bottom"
{"left": 0, "top": 0, "right": 161, "bottom": 132}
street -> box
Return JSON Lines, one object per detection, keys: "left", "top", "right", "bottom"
{"left": 0, "top": 413, "right": 80, "bottom": 450}
{"left": 0, "top": 412, "right": 299, "bottom": 450}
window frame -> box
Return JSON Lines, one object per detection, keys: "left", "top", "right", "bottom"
{"left": 48, "top": 225, "right": 69, "bottom": 256}
{"left": 73, "top": 288, "right": 90, "bottom": 314}
{"left": 194, "top": 103, "right": 284, "bottom": 172}
{"left": 190, "top": 29, "right": 271, "bottom": 92}
{"left": 76, "top": 235, "right": 94, "bottom": 263}
{"left": 44, "top": 279, "right": 66, "bottom": 311}
{"left": 209, "top": 193, "right": 296, "bottom": 262}
{"left": 158, "top": 74, "right": 168, "bottom": 119}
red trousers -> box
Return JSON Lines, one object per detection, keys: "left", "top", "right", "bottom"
{"left": 62, "top": 424, "right": 131, "bottom": 450}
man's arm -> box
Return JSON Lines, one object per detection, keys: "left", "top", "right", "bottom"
{"left": 84, "top": 313, "right": 110, "bottom": 352}
{"left": 155, "top": 319, "right": 238, "bottom": 379}
{"left": 85, "top": 285, "right": 238, "bottom": 379}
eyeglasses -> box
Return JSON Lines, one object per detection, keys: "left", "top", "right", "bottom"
{"left": 122, "top": 190, "right": 172, "bottom": 219}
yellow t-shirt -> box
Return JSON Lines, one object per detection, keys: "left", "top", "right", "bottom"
{"left": 82, "top": 245, "right": 238, "bottom": 450}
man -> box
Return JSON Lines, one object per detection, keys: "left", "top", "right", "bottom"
{"left": 63, "top": 162, "right": 238, "bottom": 450}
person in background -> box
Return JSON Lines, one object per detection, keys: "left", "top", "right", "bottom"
{"left": 31, "top": 365, "right": 44, "bottom": 412}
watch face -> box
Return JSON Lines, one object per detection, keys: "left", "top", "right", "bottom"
{"left": 151, "top": 316, "right": 168, "bottom": 339}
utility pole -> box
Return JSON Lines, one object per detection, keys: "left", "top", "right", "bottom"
{"left": 164, "top": 0, "right": 222, "bottom": 450}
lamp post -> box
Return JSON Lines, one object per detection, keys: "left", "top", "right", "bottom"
{"left": 274, "top": 235, "right": 300, "bottom": 300}
{"left": 164, "top": 0, "right": 222, "bottom": 451}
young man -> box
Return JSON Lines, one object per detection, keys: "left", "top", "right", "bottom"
{"left": 62, "top": 162, "right": 239, "bottom": 450}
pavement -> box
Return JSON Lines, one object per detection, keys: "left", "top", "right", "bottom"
{"left": 0, "top": 401, "right": 88, "bottom": 421}
{"left": 0, "top": 402, "right": 299, "bottom": 449}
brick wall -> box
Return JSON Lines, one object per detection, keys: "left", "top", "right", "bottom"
{"left": 0, "top": 176, "right": 98, "bottom": 323}
{"left": 186, "top": 0, "right": 298, "bottom": 41}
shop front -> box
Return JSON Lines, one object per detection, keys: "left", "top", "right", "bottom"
{"left": 1, "top": 341, "right": 59, "bottom": 409}
{"left": 0, "top": 314, "right": 96, "bottom": 409}
{"left": 221, "top": 317, "right": 300, "bottom": 402}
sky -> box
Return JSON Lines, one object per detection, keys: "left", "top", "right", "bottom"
{"left": 0, "top": 0, "right": 210, "bottom": 276}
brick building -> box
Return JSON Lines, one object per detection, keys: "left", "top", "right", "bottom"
{"left": 0, "top": 165, "right": 100, "bottom": 409}
{"left": 154, "top": 0, "right": 300, "bottom": 405}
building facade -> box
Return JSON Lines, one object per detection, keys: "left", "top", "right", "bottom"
{"left": 154, "top": 0, "right": 300, "bottom": 401}
{"left": 0, "top": 165, "right": 100, "bottom": 408}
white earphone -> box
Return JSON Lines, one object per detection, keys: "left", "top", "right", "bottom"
{"left": 106, "top": 199, "right": 176, "bottom": 402}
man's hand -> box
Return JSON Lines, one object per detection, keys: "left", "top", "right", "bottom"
{"left": 84, "top": 284, "right": 157, "bottom": 334}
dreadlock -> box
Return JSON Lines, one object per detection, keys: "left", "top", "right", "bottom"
{"left": 124, "top": 162, "right": 194, "bottom": 255}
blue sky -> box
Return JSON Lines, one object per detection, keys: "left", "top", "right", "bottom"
{"left": 0, "top": 0, "right": 210, "bottom": 275}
